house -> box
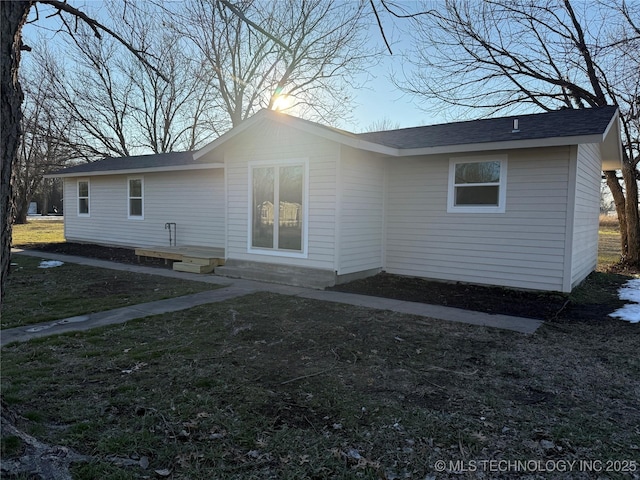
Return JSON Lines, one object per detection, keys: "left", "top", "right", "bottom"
{"left": 49, "top": 106, "right": 622, "bottom": 292}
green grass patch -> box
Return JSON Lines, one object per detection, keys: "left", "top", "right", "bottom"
{"left": 569, "top": 270, "right": 632, "bottom": 306}
{"left": 2, "top": 293, "right": 638, "bottom": 479}
{"left": 598, "top": 225, "right": 623, "bottom": 271}
{"left": 2, "top": 255, "right": 219, "bottom": 329}
{"left": 1, "top": 435, "right": 23, "bottom": 458}
{"left": 12, "top": 220, "right": 65, "bottom": 247}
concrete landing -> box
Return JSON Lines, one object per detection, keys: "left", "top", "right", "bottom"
{"left": 216, "top": 259, "right": 337, "bottom": 289}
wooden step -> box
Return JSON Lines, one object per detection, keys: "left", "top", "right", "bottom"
{"left": 135, "top": 248, "right": 183, "bottom": 261}
{"left": 182, "top": 256, "right": 223, "bottom": 266}
{"left": 172, "top": 262, "right": 215, "bottom": 274}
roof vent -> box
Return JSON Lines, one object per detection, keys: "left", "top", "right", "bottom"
{"left": 512, "top": 119, "right": 520, "bottom": 133}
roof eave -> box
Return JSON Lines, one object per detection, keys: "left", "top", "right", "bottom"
{"left": 193, "top": 109, "right": 399, "bottom": 159}
{"left": 600, "top": 109, "right": 623, "bottom": 171}
{"left": 269, "top": 113, "right": 399, "bottom": 156}
{"left": 330, "top": 136, "right": 399, "bottom": 156}
{"left": 45, "top": 162, "right": 224, "bottom": 179}
{"left": 397, "top": 134, "right": 609, "bottom": 157}
{"left": 193, "top": 110, "right": 271, "bottom": 160}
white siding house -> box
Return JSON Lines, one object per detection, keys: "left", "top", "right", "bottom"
{"left": 384, "top": 148, "right": 572, "bottom": 291}
{"left": 50, "top": 106, "right": 622, "bottom": 292}
{"left": 337, "top": 146, "right": 385, "bottom": 277}
{"left": 222, "top": 120, "right": 339, "bottom": 272}
{"left": 58, "top": 152, "right": 226, "bottom": 249}
{"left": 569, "top": 143, "right": 605, "bottom": 289}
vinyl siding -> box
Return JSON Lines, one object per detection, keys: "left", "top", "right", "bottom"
{"left": 337, "top": 146, "right": 385, "bottom": 275}
{"left": 224, "top": 121, "right": 339, "bottom": 270}
{"left": 570, "top": 143, "right": 602, "bottom": 287}
{"left": 63, "top": 169, "right": 225, "bottom": 248}
{"left": 384, "top": 147, "right": 572, "bottom": 291}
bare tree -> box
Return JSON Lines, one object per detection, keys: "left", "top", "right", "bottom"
{"left": 394, "top": 0, "right": 640, "bottom": 266}
{"left": 39, "top": 38, "right": 135, "bottom": 159}
{"left": 0, "top": 0, "right": 372, "bottom": 298}
{"left": 1, "top": 0, "right": 169, "bottom": 303}
{"left": 176, "top": 0, "right": 378, "bottom": 128}
{"left": 34, "top": 3, "right": 222, "bottom": 160}
{"left": 12, "top": 60, "right": 77, "bottom": 223}
{"left": 363, "top": 117, "right": 401, "bottom": 132}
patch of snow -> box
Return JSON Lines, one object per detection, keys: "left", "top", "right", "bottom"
{"left": 609, "top": 304, "right": 640, "bottom": 324}
{"left": 609, "top": 279, "right": 640, "bottom": 323}
{"left": 618, "top": 279, "right": 640, "bottom": 303}
{"left": 38, "top": 260, "right": 64, "bottom": 269}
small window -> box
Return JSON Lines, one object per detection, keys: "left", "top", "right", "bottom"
{"left": 128, "top": 177, "right": 144, "bottom": 219}
{"left": 448, "top": 156, "right": 507, "bottom": 213}
{"left": 78, "top": 179, "right": 90, "bottom": 216}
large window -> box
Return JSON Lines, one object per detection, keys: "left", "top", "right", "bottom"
{"left": 128, "top": 177, "right": 144, "bottom": 219}
{"left": 250, "top": 161, "right": 306, "bottom": 255}
{"left": 77, "top": 179, "right": 90, "bottom": 216}
{"left": 448, "top": 156, "right": 507, "bottom": 213}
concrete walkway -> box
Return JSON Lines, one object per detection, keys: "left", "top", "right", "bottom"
{"left": 2, "top": 249, "right": 543, "bottom": 346}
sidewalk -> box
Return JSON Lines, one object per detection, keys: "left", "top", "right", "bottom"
{"left": 3, "top": 249, "right": 543, "bottom": 346}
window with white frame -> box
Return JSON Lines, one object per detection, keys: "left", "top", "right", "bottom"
{"left": 249, "top": 161, "right": 307, "bottom": 255}
{"left": 77, "top": 179, "right": 90, "bottom": 216}
{"left": 448, "top": 156, "right": 507, "bottom": 213}
{"left": 128, "top": 177, "right": 144, "bottom": 219}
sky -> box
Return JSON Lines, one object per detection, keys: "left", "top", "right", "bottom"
{"left": 21, "top": 0, "right": 438, "bottom": 134}
{"left": 341, "top": 7, "right": 438, "bottom": 131}
{"left": 347, "top": 21, "right": 437, "bottom": 131}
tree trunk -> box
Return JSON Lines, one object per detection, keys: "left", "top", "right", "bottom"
{"left": 605, "top": 170, "right": 628, "bottom": 260}
{"left": 14, "top": 193, "right": 29, "bottom": 224}
{"left": 621, "top": 162, "right": 640, "bottom": 266}
{"left": 41, "top": 195, "right": 49, "bottom": 217}
{"left": 1, "top": 1, "right": 32, "bottom": 304}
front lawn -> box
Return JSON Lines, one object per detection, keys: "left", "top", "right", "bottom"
{"left": 3, "top": 214, "right": 638, "bottom": 479}
{"left": 2, "top": 293, "right": 639, "bottom": 479}
{"left": 11, "top": 219, "right": 65, "bottom": 247}
{"left": 1, "top": 255, "right": 217, "bottom": 329}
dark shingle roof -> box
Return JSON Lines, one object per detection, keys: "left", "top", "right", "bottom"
{"left": 51, "top": 151, "right": 204, "bottom": 175}
{"left": 356, "top": 106, "right": 618, "bottom": 149}
{"left": 52, "top": 106, "right": 618, "bottom": 177}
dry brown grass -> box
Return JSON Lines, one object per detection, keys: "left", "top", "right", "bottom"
{"left": 599, "top": 214, "right": 620, "bottom": 229}
{"left": 12, "top": 220, "right": 64, "bottom": 247}
{"left": 2, "top": 292, "right": 638, "bottom": 479}
{"left": 598, "top": 216, "right": 622, "bottom": 271}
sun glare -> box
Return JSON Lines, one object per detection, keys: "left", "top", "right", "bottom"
{"left": 272, "top": 94, "right": 294, "bottom": 112}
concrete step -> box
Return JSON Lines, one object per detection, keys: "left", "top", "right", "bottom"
{"left": 215, "top": 260, "right": 336, "bottom": 289}
{"left": 173, "top": 262, "right": 215, "bottom": 274}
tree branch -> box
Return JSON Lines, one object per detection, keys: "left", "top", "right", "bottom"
{"left": 38, "top": 0, "right": 168, "bottom": 82}
{"left": 217, "top": 0, "right": 291, "bottom": 53}
{"left": 369, "top": 0, "right": 393, "bottom": 54}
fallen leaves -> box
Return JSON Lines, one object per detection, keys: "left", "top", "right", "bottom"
{"left": 121, "top": 362, "right": 148, "bottom": 375}
{"left": 331, "top": 447, "right": 381, "bottom": 470}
